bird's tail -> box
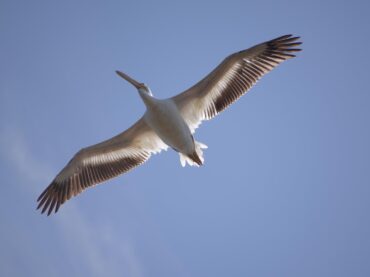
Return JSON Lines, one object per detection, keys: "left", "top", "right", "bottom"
{"left": 179, "top": 141, "right": 208, "bottom": 167}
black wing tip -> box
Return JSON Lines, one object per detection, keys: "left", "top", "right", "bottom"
{"left": 37, "top": 199, "right": 59, "bottom": 216}
{"left": 274, "top": 34, "right": 293, "bottom": 41}
{"left": 266, "top": 34, "right": 303, "bottom": 58}
{"left": 37, "top": 180, "right": 63, "bottom": 216}
{"left": 270, "top": 34, "right": 302, "bottom": 44}
{"left": 35, "top": 205, "right": 54, "bottom": 216}
{"left": 37, "top": 187, "right": 48, "bottom": 202}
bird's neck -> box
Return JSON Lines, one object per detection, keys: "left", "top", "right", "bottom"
{"left": 139, "top": 90, "right": 157, "bottom": 108}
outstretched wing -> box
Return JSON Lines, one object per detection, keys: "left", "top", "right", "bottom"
{"left": 37, "top": 117, "right": 167, "bottom": 215}
{"left": 172, "top": 34, "right": 302, "bottom": 133}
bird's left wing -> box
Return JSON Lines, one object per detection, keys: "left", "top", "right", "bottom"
{"left": 37, "top": 117, "right": 167, "bottom": 215}
{"left": 172, "top": 35, "right": 302, "bottom": 133}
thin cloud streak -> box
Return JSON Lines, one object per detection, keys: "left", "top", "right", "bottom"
{"left": 0, "top": 127, "right": 143, "bottom": 277}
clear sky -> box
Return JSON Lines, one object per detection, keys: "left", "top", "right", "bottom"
{"left": 1, "top": 0, "right": 369, "bottom": 276}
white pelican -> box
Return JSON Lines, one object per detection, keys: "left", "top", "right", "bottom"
{"left": 37, "top": 34, "right": 302, "bottom": 215}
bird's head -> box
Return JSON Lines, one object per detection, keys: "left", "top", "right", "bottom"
{"left": 116, "top": 70, "right": 153, "bottom": 96}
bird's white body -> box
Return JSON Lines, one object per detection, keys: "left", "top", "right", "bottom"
{"left": 141, "top": 92, "right": 193, "bottom": 154}
{"left": 37, "top": 34, "right": 302, "bottom": 215}
{"left": 139, "top": 90, "right": 207, "bottom": 166}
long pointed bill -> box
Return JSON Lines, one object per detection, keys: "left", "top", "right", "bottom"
{"left": 115, "top": 70, "right": 142, "bottom": 89}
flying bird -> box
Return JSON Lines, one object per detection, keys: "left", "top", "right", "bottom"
{"left": 37, "top": 34, "right": 302, "bottom": 215}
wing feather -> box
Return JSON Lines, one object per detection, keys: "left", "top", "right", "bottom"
{"left": 37, "top": 117, "right": 167, "bottom": 215}
{"left": 172, "top": 34, "right": 302, "bottom": 133}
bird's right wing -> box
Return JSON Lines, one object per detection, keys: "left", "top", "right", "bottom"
{"left": 172, "top": 35, "right": 302, "bottom": 133}
{"left": 37, "top": 117, "right": 167, "bottom": 215}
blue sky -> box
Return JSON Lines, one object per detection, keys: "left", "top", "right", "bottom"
{"left": 1, "top": 0, "right": 370, "bottom": 276}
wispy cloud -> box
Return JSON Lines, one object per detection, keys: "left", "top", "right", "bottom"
{"left": 0, "top": 127, "right": 54, "bottom": 186}
{"left": 0, "top": 127, "right": 143, "bottom": 277}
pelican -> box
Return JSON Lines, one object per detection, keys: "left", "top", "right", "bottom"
{"left": 37, "top": 34, "right": 302, "bottom": 215}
